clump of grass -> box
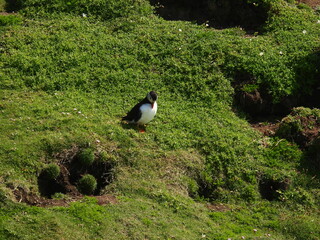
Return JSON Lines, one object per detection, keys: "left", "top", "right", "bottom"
{"left": 41, "top": 163, "right": 60, "bottom": 180}
{"left": 77, "top": 174, "right": 97, "bottom": 195}
{"left": 276, "top": 117, "right": 303, "bottom": 141}
{"left": 77, "top": 148, "right": 95, "bottom": 167}
{"left": 51, "top": 192, "right": 66, "bottom": 200}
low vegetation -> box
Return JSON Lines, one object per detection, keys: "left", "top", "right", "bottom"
{"left": 78, "top": 174, "right": 97, "bottom": 195}
{"left": 41, "top": 164, "right": 61, "bottom": 180}
{"left": 0, "top": 0, "right": 319, "bottom": 239}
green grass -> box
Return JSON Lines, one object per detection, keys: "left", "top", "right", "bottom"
{"left": 0, "top": 0, "right": 5, "bottom": 11}
{"left": 1, "top": 0, "right": 320, "bottom": 239}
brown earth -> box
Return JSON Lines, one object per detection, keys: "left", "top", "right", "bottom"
{"left": 252, "top": 109, "right": 320, "bottom": 149}
{"left": 0, "top": 12, "right": 14, "bottom": 15}
{"left": 12, "top": 186, "right": 117, "bottom": 207}
{"left": 206, "top": 203, "right": 230, "bottom": 212}
{"left": 251, "top": 121, "right": 280, "bottom": 137}
{"left": 299, "top": 0, "right": 320, "bottom": 8}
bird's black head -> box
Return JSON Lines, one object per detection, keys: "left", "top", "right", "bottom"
{"left": 147, "top": 91, "right": 158, "bottom": 103}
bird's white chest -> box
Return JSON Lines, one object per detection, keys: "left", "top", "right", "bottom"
{"left": 137, "top": 102, "right": 157, "bottom": 125}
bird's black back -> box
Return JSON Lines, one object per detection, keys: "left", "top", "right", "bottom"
{"left": 122, "top": 97, "right": 150, "bottom": 122}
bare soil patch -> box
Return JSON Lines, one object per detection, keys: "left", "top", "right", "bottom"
{"left": 12, "top": 186, "right": 117, "bottom": 207}
{"left": 0, "top": 12, "right": 15, "bottom": 15}
{"left": 251, "top": 122, "right": 280, "bottom": 136}
{"left": 251, "top": 109, "right": 320, "bottom": 147}
{"left": 207, "top": 203, "right": 230, "bottom": 212}
{"left": 300, "top": 0, "right": 320, "bottom": 8}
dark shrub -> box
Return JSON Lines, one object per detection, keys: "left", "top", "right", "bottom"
{"left": 77, "top": 174, "right": 97, "bottom": 195}
{"left": 41, "top": 163, "right": 60, "bottom": 180}
{"left": 78, "top": 148, "right": 95, "bottom": 167}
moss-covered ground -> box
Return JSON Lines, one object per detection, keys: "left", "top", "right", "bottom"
{"left": 1, "top": 0, "right": 320, "bottom": 239}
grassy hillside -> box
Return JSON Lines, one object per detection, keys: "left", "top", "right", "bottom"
{"left": 1, "top": 0, "right": 320, "bottom": 239}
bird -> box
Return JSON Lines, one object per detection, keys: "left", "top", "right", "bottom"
{"left": 122, "top": 91, "right": 158, "bottom": 131}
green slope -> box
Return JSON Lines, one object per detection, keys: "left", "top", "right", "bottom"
{"left": 1, "top": 0, "right": 320, "bottom": 239}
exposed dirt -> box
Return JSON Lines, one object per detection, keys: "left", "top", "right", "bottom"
{"left": 12, "top": 186, "right": 117, "bottom": 207}
{"left": 0, "top": 12, "right": 16, "bottom": 15}
{"left": 251, "top": 109, "right": 320, "bottom": 147}
{"left": 251, "top": 121, "right": 280, "bottom": 136}
{"left": 299, "top": 0, "right": 320, "bottom": 8}
{"left": 206, "top": 203, "right": 230, "bottom": 212}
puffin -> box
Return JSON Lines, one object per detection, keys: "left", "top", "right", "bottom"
{"left": 122, "top": 91, "right": 158, "bottom": 131}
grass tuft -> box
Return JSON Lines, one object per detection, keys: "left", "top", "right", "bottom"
{"left": 41, "top": 163, "right": 60, "bottom": 180}
{"left": 77, "top": 174, "right": 97, "bottom": 195}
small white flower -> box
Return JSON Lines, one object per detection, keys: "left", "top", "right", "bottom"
{"left": 253, "top": 229, "right": 258, "bottom": 233}
{"left": 201, "top": 233, "right": 206, "bottom": 238}
{"left": 279, "top": 51, "right": 283, "bottom": 55}
{"left": 259, "top": 52, "right": 264, "bottom": 56}
{"left": 77, "top": 111, "right": 82, "bottom": 114}
{"left": 73, "top": 108, "right": 77, "bottom": 111}
{"left": 178, "top": 29, "right": 182, "bottom": 32}
{"left": 317, "top": 20, "right": 320, "bottom": 24}
{"left": 66, "top": 113, "right": 70, "bottom": 115}
{"left": 96, "top": 139, "right": 101, "bottom": 143}
{"left": 82, "top": 13, "right": 87, "bottom": 18}
{"left": 61, "top": 112, "right": 66, "bottom": 115}
{"left": 266, "top": 233, "right": 271, "bottom": 237}
{"left": 302, "top": 30, "right": 307, "bottom": 34}
{"left": 178, "top": 47, "right": 182, "bottom": 50}
{"left": 241, "top": 237, "right": 245, "bottom": 239}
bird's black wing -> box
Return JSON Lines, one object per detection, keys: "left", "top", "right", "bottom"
{"left": 122, "top": 101, "right": 143, "bottom": 122}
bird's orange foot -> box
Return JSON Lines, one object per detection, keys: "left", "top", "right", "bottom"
{"left": 138, "top": 125, "right": 146, "bottom": 133}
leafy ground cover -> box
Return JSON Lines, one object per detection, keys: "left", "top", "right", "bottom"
{"left": 1, "top": 0, "right": 320, "bottom": 239}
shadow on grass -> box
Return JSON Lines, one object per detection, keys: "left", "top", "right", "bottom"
{"left": 120, "top": 121, "right": 147, "bottom": 133}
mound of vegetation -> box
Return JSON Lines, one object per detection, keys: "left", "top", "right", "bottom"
{"left": 37, "top": 146, "right": 116, "bottom": 199}
{"left": 0, "top": 0, "right": 320, "bottom": 239}
{"left": 276, "top": 107, "right": 320, "bottom": 147}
